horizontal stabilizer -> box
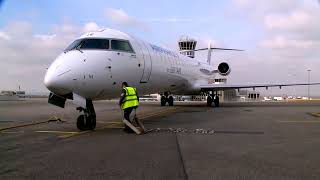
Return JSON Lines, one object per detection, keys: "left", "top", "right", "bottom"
{"left": 194, "top": 47, "right": 244, "bottom": 51}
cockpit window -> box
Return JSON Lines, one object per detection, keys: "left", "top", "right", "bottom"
{"left": 79, "top": 39, "right": 109, "bottom": 49}
{"left": 111, "top": 40, "right": 134, "bottom": 52}
{"left": 64, "top": 39, "right": 109, "bottom": 51}
{"left": 65, "top": 39, "right": 82, "bottom": 51}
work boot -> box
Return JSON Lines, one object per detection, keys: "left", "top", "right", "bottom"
{"left": 123, "top": 125, "right": 134, "bottom": 133}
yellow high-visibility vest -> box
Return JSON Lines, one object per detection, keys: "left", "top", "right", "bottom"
{"left": 121, "top": 87, "right": 139, "bottom": 109}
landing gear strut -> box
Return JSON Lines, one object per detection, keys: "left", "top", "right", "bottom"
{"left": 161, "top": 92, "right": 174, "bottom": 106}
{"left": 76, "top": 100, "right": 96, "bottom": 131}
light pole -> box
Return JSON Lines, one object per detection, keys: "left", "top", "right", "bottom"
{"left": 307, "top": 69, "right": 311, "bottom": 100}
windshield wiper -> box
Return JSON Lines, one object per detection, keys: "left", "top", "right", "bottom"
{"left": 76, "top": 46, "right": 83, "bottom": 53}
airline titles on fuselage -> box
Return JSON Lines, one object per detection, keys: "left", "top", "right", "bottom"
{"left": 150, "top": 44, "right": 179, "bottom": 58}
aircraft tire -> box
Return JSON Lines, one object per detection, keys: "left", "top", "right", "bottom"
{"left": 168, "top": 96, "right": 174, "bottom": 106}
{"left": 214, "top": 96, "right": 220, "bottom": 107}
{"left": 207, "top": 96, "right": 212, "bottom": 107}
{"left": 161, "top": 96, "right": 166, "bottom": 106}
{"left": 86, "top": 115, "right": 96, "bottom": 130}
{"left": 77, "top": 115, "right": 86, "bottom": 131}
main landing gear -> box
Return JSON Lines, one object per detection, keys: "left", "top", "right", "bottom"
{"left": 161, "top": 92, "right": 174, "bottom": 106}
{"left": 76, "top": 100, "right": 96, "bottom": 131}
{"left": 207, "top": 93, "right": 220, "bottom": 107}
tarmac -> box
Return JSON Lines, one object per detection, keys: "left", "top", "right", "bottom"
{"left": 1, "top": 98, "right": 320, "bottom": 179}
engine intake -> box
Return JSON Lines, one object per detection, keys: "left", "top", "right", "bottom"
{"left": 217, "top": 62, "right": 231, "bottom": 76}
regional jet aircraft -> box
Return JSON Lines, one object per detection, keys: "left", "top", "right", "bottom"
{"left": 44, "top": 28, "right": 320, "bottom": 130}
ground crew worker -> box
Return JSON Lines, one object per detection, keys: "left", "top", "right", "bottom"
{"left": 119, "top": 82, "right": 139, "bottom": 133}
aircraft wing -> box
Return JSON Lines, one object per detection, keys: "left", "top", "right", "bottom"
{"left": 199, "top": 82, "right": 320, "bottom": 91}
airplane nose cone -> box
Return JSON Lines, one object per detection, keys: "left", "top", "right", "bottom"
{"left": 44, "top": 67, "right": 71, "bottom": 95}
{"left": 44, "top": 73, "right": 57, "bottom": 91}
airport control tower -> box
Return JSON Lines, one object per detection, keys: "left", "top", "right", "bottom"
{"left": 178, "top": 36, "right": 197, "bottom": 58}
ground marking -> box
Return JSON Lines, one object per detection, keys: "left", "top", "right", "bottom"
{"left": 278, "top": 121, "right": 320, "bottom": 123}
{"left": 60, "top": 107, "right": 179, "bottom": 139}
{"left": 36, "top": 130, "right": 79, "bottom": 134}
{"left": 0, "top": 130, "right": 24, "bottom": 134}
{"left": 0, "top": 120, "right": 49, "bottom": 131}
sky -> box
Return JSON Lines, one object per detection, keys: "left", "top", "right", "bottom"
{"left": 0, "top": 0, "right": 320, "bottom": 96}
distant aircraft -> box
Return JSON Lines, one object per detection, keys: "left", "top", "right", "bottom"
{"left": 44, "top": 28, "right": 320, "bottom": 130}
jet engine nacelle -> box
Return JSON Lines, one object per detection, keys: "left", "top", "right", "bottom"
{"left": 217, "top": 62, "right": 231, "bottom": 76}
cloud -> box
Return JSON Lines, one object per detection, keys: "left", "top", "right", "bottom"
{"left": 0, "top": 21, "right": 102, "bottom": 92}
{"left": 105, "top": 8, "right": 149, "bottom": 31}
{"left": 226, "top": 0, "right": 320, "bottom": 96}
{"left": 147, "top": 18, "right": 193, "bottom": 23}
{"left": 232, "top": 0, "right": 299, "bottom": 15}
{"left": 52, "top": 22, "right": 79, "bottom": 36}
{"left": 265, "top": 11, "right": 313, "bottom": 30}
{"left": 260, "top": 2, "right": 320, "bottom": 52}
{"left": 260, "top": 36, "right": 317, "bottom": 49}
{"left": 83, "top": 22, "right": 100, "bottom": 32}
{"left": 105, "top": 8, "right": 135, "bottom": 25}
{"left": 264, "top": 10, "right": 320, "bottom": 41}
{"left": 0, "top": 31, "right": 10, "bottom": 40}
{"left": 34, "top": 34, "right": 57, "bottom": 41}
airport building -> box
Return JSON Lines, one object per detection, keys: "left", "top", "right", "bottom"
{"left": 238, "top": 90, "right": 261, "bottom": 101}
{"left": 178, "top": 36, "right": 197, "bottom": 58}
{"left": 0, "top": 90, "right": 26, "bottom": 101}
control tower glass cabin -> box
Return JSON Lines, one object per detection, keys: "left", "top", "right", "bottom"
{"left": 178, "top": 36, "right": 197, "bottom": 58}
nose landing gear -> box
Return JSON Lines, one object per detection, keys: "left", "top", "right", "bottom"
{"left": 76, "top": 100, "right": 96, "bottom": 131}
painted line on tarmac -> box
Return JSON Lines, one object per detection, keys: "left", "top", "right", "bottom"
{"left": 0, "top": 115, "right": 64, "bottom": 132}
{"left": 58, "top": 130, "right": 90, "bottom": 138}
{"left": 36, "top": 130, "right": 79, "bottom": 134}
{"left": 96, "top": 121, "right": 124, "bottom": 124}
{"left": 97, "top": 108, "right": 178, "bottom": 129}
{"left": 60, "top": 108, "right": 179, "bottom": 139}
{"left": 0, "top": 120, "right": 50, "bottom": 132}
{"left": 278, "top": 121, "right": 320, "bottom": 123}
{"left": 58, "top": 123, "right": 124, "bottom": 138}
{"left": 1, "top": 130, "right": 25, "bottom": 134}
{"left": 138, "top": 108, "right": 178, "bottom": 120}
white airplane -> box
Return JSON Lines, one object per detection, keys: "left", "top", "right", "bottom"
{"left": 44, "top": 28, "right": 320, "bottom": 130}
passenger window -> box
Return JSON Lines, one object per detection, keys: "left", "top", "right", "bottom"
{"left": 111, "top": 40, "right": 134, "bottom": 52}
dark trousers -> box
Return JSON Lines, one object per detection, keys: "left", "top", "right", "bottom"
{"left": 123, "top": 107, "right": 137, "bottom": 132}
{"left": 123, "top": 107, "right": 134, "bottom": 122}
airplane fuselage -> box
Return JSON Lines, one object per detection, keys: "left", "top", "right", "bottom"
{"left": 44, "top": 28, "right": 217, "bottom": 100}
